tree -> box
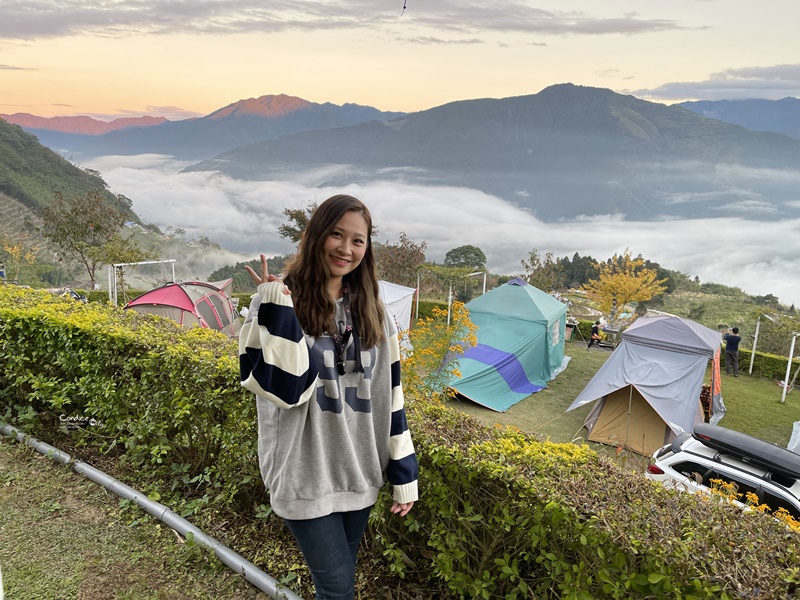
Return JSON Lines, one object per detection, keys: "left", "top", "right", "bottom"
{"left": 583, "top": 250, "right": 668, "bottom": 325}
{"left": 277, "top": 203, "right": 318, "bottom": 243}
{"left": 419, "top": 264, "right": 479, "bottom": 304}
{"left": 1, "top": 233, "right": 39, "bottom": 283}
{"left": 374, "top": 232, "right": 427, "bottom": 287}
{"left": 41, "top": 191, "right": 126, "bottom": 289}
{"left": 98, "top": 233, "right": 159, "bottom": 298}
{"left": 444, "top": 245, "right": 486, "bottom": 270}
{"left": 520, "top": 248, "right": 565, "bottom": 292}
{"left": 557, "top": 252, "right": 599, "bottom": 288}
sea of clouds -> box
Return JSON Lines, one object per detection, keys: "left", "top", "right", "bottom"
{"left": 86, "top": 154, "right": 800, "bottom": 308}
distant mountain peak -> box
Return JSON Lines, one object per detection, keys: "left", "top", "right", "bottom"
{"left": 205, "top": 94, "right": 314, "bottom": 120}
{"left": 0, "top": 113, "right": 167, "bottom": 135}
{"left": 679, "top": 97, "right": 800, "bottom": 140}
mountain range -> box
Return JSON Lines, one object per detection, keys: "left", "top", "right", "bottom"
{"left": 182, "top": 84, "right": 800, "bottom": 222}
{"left": 0, "top": 95, "right": 405, "bottom": 161}
{"left": 679, "top": 98, "right": 800, "bottom": 140}
{"left": 0, "top": 113, "right": 167, "bottom": 135}
{"left": 4, "top": 85, "right": 800, "bottom": 224}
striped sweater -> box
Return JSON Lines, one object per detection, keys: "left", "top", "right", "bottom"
{"left": 239, "top": 281, "right": 419, "bottom": 520}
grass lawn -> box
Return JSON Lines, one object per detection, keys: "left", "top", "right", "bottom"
{"left": 447, "top": 338, "right": 800, "bottom": 455}
{"left": 0, "top": 439, "right": 268, "bottom": 600}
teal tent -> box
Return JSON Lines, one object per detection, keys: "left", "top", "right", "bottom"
{"left": 449, "top": 278, "right": 570, "bottom": 412}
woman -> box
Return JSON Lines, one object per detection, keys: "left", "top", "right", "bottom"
{"left": 239, "top": 194, "right": 418, "bottom": 600}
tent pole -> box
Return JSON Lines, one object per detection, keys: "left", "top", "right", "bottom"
{"left": 447, "top": 283, "right": 452, "bottom": 327}
{"left": 415, "top": 273, "right": 420, "bottom": 321}
{"left": 782, "top": 334, "right": 799, "bottom": 404}
{"left": 624, "top": 385, "right": 633, "bottom": 452}
{"left": 749, "top": 315, "right": 761, "bottom": 375}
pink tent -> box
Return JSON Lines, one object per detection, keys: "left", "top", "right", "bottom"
{"left": 125, "top": 279, "right": 239, "bottom": 337}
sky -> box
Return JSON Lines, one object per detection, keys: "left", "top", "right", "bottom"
{"left": 1, "top": 1, "right": 800, "bottom": 119}
{"left": 3, "top": 1, "right": 800, "bottom": 307}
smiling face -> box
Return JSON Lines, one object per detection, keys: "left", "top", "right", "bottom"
{"left": 323, "top": 209, "right": 369, "bottom": 296}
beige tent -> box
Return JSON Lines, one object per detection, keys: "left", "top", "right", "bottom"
{"left": 567, "top": 316, "right": 723, "bottom": 457}
{"left": 582, "top": 386, "right": 674, "bottom": 457}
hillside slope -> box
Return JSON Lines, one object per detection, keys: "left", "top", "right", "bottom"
{"left": 0, "top": 118, "right": 130, "bottom": 215}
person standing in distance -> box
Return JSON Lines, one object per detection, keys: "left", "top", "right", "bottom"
{"left": 239, "top": 194, "right": 418, "bottom": 600}
{"left": 587, "top": 320, "right": 602, "bottom": 351}
{"left": 723, "top": 327, "right": 742, "bottom": 377}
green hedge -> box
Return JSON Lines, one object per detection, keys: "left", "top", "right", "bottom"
{"left": 414, "top": 299, "right": 449, "bottom": 321}
{"left": 2, "top": 286, "right": 799, "bottom": 599}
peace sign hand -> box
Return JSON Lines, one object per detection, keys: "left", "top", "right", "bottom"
{"left": 245, "top": 254, "right": 289, "bottom": 293}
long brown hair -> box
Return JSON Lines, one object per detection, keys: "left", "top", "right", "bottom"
{"left": 284, "top": 195, "right": 385, "bottom": 348}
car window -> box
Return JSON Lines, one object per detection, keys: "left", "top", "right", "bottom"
{"left": 761, "top": 489, "right": 800, "bottom": 519}
{"left": 670, "top": 461, "right": 710, "bottom": 484}
{"left": 663, "top": 455, "right": 800, "bottom": 522}
{"left": 702, "top": 468, "right": 758, "bottom": 500}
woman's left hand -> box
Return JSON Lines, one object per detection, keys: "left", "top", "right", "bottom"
{"left": 390, "top": 501, "right": 414, "bottom": 516}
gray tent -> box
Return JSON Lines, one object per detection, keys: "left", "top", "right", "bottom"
{"left": 567, "top": 315, "right": 724, "bottom": 456}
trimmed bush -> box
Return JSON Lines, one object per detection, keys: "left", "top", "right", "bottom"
{"left": 2, "top": 286, "right": 799, "bottom": 599}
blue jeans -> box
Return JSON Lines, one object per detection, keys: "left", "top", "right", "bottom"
{"left": 284, "top": 505, "right": 373, "bottom": 600}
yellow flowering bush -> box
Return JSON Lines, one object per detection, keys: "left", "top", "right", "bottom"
{"left": 709, "top": 478, "right": 800, "bottom": 531}
{"left": 401, "top": 300, "right": 477, "bottom": 403}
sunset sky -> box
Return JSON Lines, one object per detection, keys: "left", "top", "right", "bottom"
{"left": 2, "top": 1, "right": 799, "bottom": 120}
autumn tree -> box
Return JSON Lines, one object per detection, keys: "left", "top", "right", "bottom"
{"left": 41, "top": 191, "right": 127, "bottom": 289}
{"left": 521, "top": 248, "right": 565, "bottom": 292}
{"left": 374, "top": 232, "right": 427, "bottom": 287}
{"left": 583, "top": 250, "right": 667, "bottom": 324}
{"left": 1, "top": 233, "right": 39, "bottom": 283}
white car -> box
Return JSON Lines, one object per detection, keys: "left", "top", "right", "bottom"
{"left": 645, "top": 423, "right": 800, "bottom": 520}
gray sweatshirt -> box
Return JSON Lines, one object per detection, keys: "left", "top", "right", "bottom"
{"left": 239, "top": 282, "right": 418, "bottom": 520}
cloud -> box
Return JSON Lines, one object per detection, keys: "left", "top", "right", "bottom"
{"left": 399, "top": 36, "right": 485, "bottom": 45}
{"left": 86, "top": 105, "right": 204, "bottom": 121}
{"left": 632, "top": 63, "right": 800, "bottom": 101}
{"left": 0, "top": 1, "right": 687, "bottom": 41}
{"left": 0, "top": 63, "right": 32, "bottom": 70}
{"left": 85, "top": 154, "right": 800, "bottom": 307}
